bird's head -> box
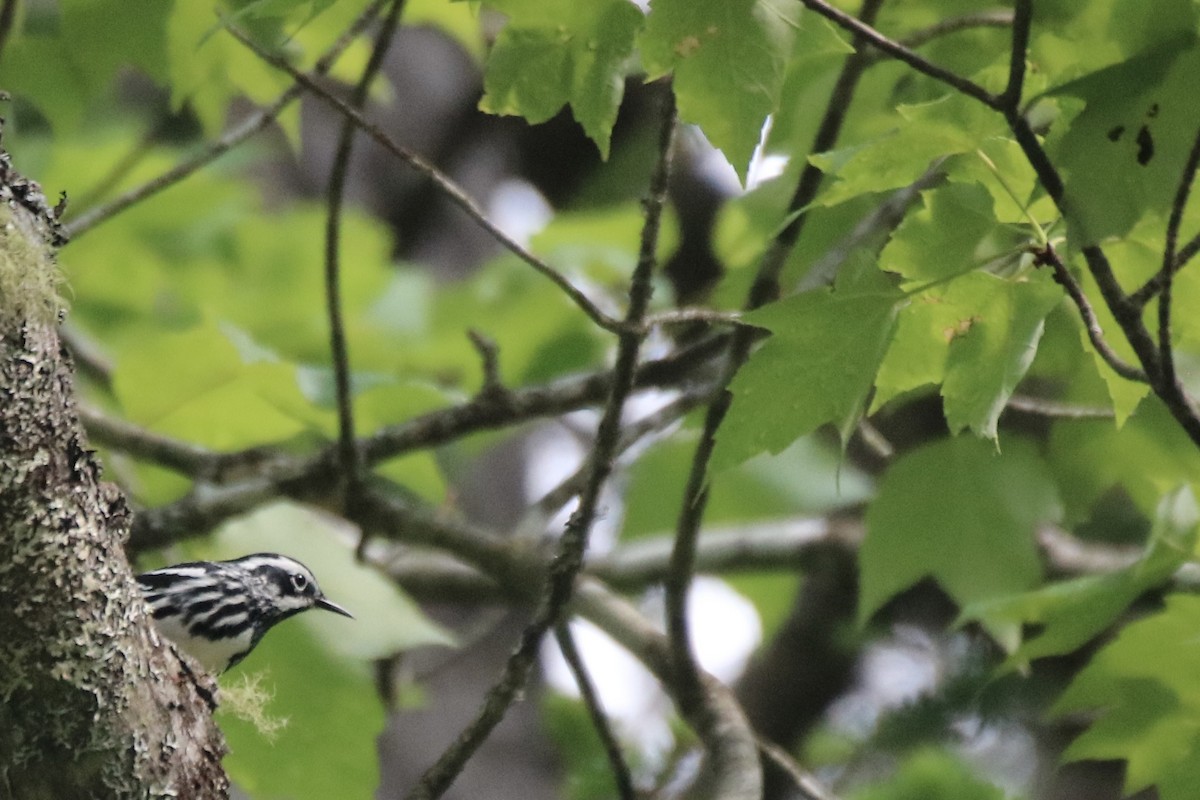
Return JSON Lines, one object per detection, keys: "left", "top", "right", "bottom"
{"left": 235, "top": 553, "right": 354, "bottom": 623}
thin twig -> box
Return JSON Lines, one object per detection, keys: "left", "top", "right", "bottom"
{"left": 1157, "top": 125, "right": 1200, "bottom": 395}
{"left": 797, "top": 0, "right": 1001, "bottom": 111}
{"left": 757, "top": 737, "right": 841, "bottom": 800}
{"left": 62, "top": 0, "right": 388, "bottom": 241}
{"left": 324, "top": 0, "right": 405, "bottom": 545}
{"left": 1000, "top": 0, "right": 1032, "bottom": 111}
{"left": 532, "top": 385, "right": 718, "bottom": 521}
{"left": 70, "top": 121, "right": 165, "bottom": 212}
{"left": 897, "top": 10, "right": 1013, "bottom": 51}
{"left": 1134, "top": 230, "right": 1200, "bottom": 304}
{"left": 466, "top": 329, "right": 505, "bottom": 398}
{"left": 1173, "top": 232, "right": 1200, "bottom": 275}
{"left": 403, "top": 93, "right": 678, "bottom": 800}
{"left": 1004, "top": 394, "right": 1115, "bottom": 420}
{"left": 665, "top": 0, "right": 886, "bottom": 728}
{"left": 553, "top": 623, "right": 637, "bottom": 800}
{"left": 1032, "top": 243, "right": 1148, "bottom": 382}
{"left": 223, "top": 22, "right": 627, "bottom": 336}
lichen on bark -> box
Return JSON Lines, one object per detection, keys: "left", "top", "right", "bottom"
{"left": 0, "top": 150, "right": 229, "bottom": 797}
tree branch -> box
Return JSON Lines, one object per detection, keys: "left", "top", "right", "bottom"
{"left": 1156, "top": 124, "right": 1200, "bottom": 396}
{"left": 1032, "top": 243, "right": 1148, "bottom": 382}
{"left": 895, "top": 10, "right": 1013, "bottom": 52}
{"left": 123, "top": 335, "right": 730, "bottom": 553}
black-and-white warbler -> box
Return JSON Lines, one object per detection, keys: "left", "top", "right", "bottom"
{"left": 137, "top": 553, "right": 353, "bottom": 673}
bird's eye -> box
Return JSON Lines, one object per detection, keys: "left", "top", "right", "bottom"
{"left": 291, "top": 573, "right": 308, "bottom": 591}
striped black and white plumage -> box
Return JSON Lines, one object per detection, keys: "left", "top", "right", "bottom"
{"left": 137, "top": 553, "right": 353, "bottom": 673}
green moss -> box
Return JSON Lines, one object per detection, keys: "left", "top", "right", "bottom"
{"left": 0, "top": 205, "right": 66, "bottom": 326}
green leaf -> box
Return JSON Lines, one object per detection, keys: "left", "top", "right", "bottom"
{"left": 879, "top": 182, "right": 1001, "bottom": 284}
{"left": 712, "top": 286, "right": 903, "bottom": 470}
{"left": 810, "top": 94, "right": 997, "bottom": 208}
{"left": 480, "top": 0, "right": 643, "bottom": 158}
{"left": 871, "top": 271, "right": 1063, "bottom": 435}
{"left": 859, "top": 437, "right": 1061, "bottom": 623}
{"left": 960, "top": 486, "right": 1197, "bottom": 664}
{"left": 941, "top": 272, "right": 1063, "bottom": 439}
{"left": 641, "top": 0, "right": 801, "bottom": 180}
{"left": 1053, "top": 592, "right": 1200, "bottom": 800}
{"left": 850, "top": 748, "right": 1004, "bottom": 800}
{"left": 112, "top": 322, "right": 316, "bottom": 449}
{"left": 2, "top": 0, "right": 171, "bottom": 134}
{"left": 167, "top": 0, "right": 292, "bottom": 136}
{"left": 1054, "top": 39, "right": 1200, "bottom": 245}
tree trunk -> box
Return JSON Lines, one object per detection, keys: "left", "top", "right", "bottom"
{"left": 0, "top": 151, "right": 229, "bottom": 798}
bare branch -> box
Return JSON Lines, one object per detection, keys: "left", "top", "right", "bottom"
{"left": 1032, "top": 243, "right": 1148, "bottom": 383}
{"left": 531, "top": 385, "right": 717, "bottom": 521}
{"left": 1156, "top": 125, "right": 1200, "bottom": 395}
{"left": 553, "top": 623, "right": 636, "bottom": 800}
{"left": 757, "top": 737, "right": 842, "bottom": 800}
{"left": 572, "top": 579, "right": 764, "bottom": 800}
{"left": 466, "top": 329, "right": 505, "bottom": 399}
{"left": 79, "top": 404, "right": 226, "bottom": 479}
{"left": 62, "top": 0, "right": 389, "bottom": 241}
{"left": 223, "top": 21, "right": 627, "bottom": 335}
{"left": 895, "top": 10, "right": 1013, "bottom": 52}
{"left": 124, "top": 335, "right": 731, "bottom": 553}
{"left": 1005, "top": 394, "right": 1115, "bottom": 420}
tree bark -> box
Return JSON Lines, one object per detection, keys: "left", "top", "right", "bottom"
{"left": 0, "top": 151, "right": 229, "bottom": 798}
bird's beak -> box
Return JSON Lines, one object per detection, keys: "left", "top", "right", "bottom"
{"left": 315, "top": 596, "right": 355, "bottom": 619}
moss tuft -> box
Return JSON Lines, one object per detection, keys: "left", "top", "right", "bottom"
{"left": 0, "top": 206, "right": 66, "bottom": 326}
